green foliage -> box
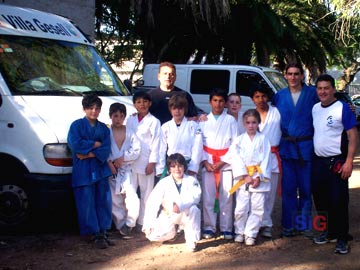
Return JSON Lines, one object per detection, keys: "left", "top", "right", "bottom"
{"left": 94, "top": 0, "right": 360, "bottom": 83}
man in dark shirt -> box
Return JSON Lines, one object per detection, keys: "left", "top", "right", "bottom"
{"left": 148, "top": 62, "right": 198, "bottom": 124}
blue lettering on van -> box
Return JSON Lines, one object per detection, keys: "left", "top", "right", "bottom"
{"left": 33, "top": 19, "right": 71, "bottom": 36}
{"left": 1, "top": 15, "right": 37, "bottom": 31}
{"left": 1, "top": 14, "right": 71, "bottom": 37}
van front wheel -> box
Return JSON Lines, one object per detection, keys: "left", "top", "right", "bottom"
{"left": 0, "top": 183, "right": 30, "bottom": 228}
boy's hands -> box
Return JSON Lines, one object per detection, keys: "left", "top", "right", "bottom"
{"left": 93, "top": 141, "right": 102, "bottom": 149}
{"left": 145, "top": 162, "right": 155, "bottom": 175}
{"left": 76, "top": 152, "right": 95, "bottom": 160}
{"left": 203, "top": 161, "right": 225, "bottom": 172}
{"left": 113, "top": 156, "right": 124, "bottom": 169}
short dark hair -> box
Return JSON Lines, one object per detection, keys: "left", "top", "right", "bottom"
{"left": 82, "top": 93, "right": 102, "bottom": 109}
{"left": 168, "top": 93, "right": 188, "bottom": 114}
{"left": 285, "top": 62, "right": 304, "bottom": 74}
{"left": 315, "top": 74, "right": 335, "bottom": 88}
{"left": 209, "top": 88, "right": 228, "bottom": 101}
{"left": 109, "top": 102, "right": 127, "bottom": 117}
{"left": 166, "top": 153, "right": 188, "bottom": 172}
{"left": 133, "top": 90, "right": 152, "bottom": 103}
{"left": 159, "top": 62, "right": 176, "bottom": 74}
{"left": 249, "top": 82, "right": 270, "bottom": 98}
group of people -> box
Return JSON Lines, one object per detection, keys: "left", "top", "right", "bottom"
{"left": 67, "top": 61, "right": 358, "bottom": 255}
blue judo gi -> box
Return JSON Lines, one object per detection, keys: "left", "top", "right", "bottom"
{"left": 273, "top": 84, "right": 319, "bottom": 232}
{"left": 67, "top": 117, "right": 112, "bottom": 235}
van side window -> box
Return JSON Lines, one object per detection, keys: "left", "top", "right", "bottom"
{"left": 236, "top": 71, "right": 274, "bottom": 99}
{"left": 190, "top": 70, "right": 230, "bottom": 94}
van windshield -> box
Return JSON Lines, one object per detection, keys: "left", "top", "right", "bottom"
{"left": 263, "top": 71, "right": 288, "bottom": 91}
{"left": 0, "top": 36, "right": 131, "bottom": 96}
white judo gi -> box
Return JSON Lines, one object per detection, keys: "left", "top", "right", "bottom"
{"left": 259, "top": 105, "right": 281, "bottom": 228}
{"left": 142, "top": 174, "right": 201, "bottom": 246}
{"left": 157, "top": 117, "right": 203, "bottom": 175}
{"left": 224, "top": 131, "right": 272, "bottom": 238}
{"left": 108, "top": 126, "right": 141, "bottom": 230}
{"left": 126, "top": 112, "right": 161, "bottom": 225}
{"left": 198, "top": 111, "right": 238, "bottom": 233}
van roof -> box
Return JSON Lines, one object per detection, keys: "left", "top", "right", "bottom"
{"left": 0, "top": 4, "right": 91, "bottom": 45}
{"left": 145, "top": 63, "right": 280, "bottom": 72}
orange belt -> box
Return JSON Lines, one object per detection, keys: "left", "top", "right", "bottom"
{"left": 271, "top": 145, "right": 282, "bottom": 197}
{"left": 203, "top": 145, "right": 229, "bottom": 213}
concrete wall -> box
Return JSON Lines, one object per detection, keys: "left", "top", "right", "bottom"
{"left": 1, "top": 0, "right": 95, "bottom": 40}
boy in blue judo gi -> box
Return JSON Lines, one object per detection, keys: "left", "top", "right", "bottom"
{"left": 67, "top": 93, "right": 114, "bottom": 249}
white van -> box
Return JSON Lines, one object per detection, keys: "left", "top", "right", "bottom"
{"left": 0, "top": 4, "right": 136, "bottom": 229}
{"left": 139, "top": 64, "right": 288, "bottom": 113}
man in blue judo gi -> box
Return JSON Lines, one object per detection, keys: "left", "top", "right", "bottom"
{"left": 272, "top": 63, "right": 319, "bottom": 237}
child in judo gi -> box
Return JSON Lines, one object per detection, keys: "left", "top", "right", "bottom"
{"left": 142, "top": 153, "right": 202, "bottom": 252}
{"left": 226, "top": 93, "right": 245, "bottom": 135}
{"left": 107, "top": 102, "right": 141, "bottom": 238}
{"left": 199, "top": 88, "right": 238, "bottom": 240}
{"left": 126, "top": 91, "right": 161, "bottom": 231}
{"left": 249, "top": 85, "right": 281, "bottom": 238}
{"left": 67, "top": 93, "right": 114, "bottom": 249}
{"left": 224, "top": 109, "right": 272, "bottom": 246}
{"left": 156, "top": 93, "right": 203, "bottom": 178}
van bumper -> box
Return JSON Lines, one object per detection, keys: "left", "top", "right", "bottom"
{"left": 24, "top": 173, "right": 75, "bottom": 212}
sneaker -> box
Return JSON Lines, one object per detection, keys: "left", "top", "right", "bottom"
{"left": 135, "top": 223, "right": 143, "bottom": 233}
{"left": 202, "top": 230, "right": 215, "bottom": 239}
{"left": 301, "top": 229, "right": 314, "bottom": 239}
{"left": 261, "top": 227, "right": 272, "bottom": 238}
{"left": 120, "top": 224, "right": 132, "bottom": 236}
{"left": 313, "top": 233, "right": 337, "bottom": 245}
{"left": 103, "top": 234, "right": 116, "bottom": 246}
{"left": 94, "top": 236, "right": 107, "bottom": 249}
{"left": 234, "top": 234, "right": 244, "bottom": 243}
{"left": 281, "top": 228, "right": 297, "bottom": 238}
{"left": 221, "top": 231, "right": 233, "bottom": 240}
{"left": 186, "top": 242, "right": 197, "bottom": 252}
{"left": 334, "top": 239, "right": 349, "bottom": 254}
{"left": 245, "top": 236, "right": 256, "bottom": 246}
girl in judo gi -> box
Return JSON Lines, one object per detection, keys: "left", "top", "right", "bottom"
{"left": 142, "top": 153, "right": 202, "bottom": 252}
{"left": 224, "top": 109, "right": 272, "bottom": 246}
{"left": 156, "top": 93, "right": 203, "bottom": 178}
{"left": 108, "top": 102, "right": 141, "bottom": 238}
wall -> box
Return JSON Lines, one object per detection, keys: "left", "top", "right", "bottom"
{"left": 1, "top": 0, "right": 95, "bottom": 40}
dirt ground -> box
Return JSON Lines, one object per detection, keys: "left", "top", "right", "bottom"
{"left": 1, "top": 154, "right": 360, "bottom": 270}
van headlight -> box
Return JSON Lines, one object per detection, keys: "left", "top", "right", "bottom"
{"left": 43, "top": 143, "right": 73, "bottom": 167}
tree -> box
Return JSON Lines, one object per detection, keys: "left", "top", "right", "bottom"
{"left": 95, "top": 0, "right": 345, "bottom": 84}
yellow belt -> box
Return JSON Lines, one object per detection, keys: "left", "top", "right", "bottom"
{"left": 228, "top": 165, "right": 262, "bottom": 195}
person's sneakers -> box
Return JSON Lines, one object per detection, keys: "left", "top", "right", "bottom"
{"left": 313, "top": 233, "right": 337, "bottom": 245}
{"left": 103, "top": 234, "right": 116, "bottom": 246}
{"left": 119, "top": 224, "right": 133, "bottom": 239}
{"left": 135, "top": 223, "right": 143, "bottom": 233}
{"left": 202, "top": 230, "right": 215, "bottom": 239}
{"left": 94, "top": 235, "right": 107, "bottom": 249}
{"left": 300, "top": 229, "right": 314, "bottom": 239}
{"left": 281, "top": 228, "right": 297, "bottom": 237}
{"left": 234, "top": 234, "right": 244, "bottom": 243}
{"left": 245, "top": 236, "right": 256, "bottom": 246}
{"left": 334, "top": 239, "right": 349, "bottom": 254}
{"left": 261, "top": 227, "right": 272, "bottom": 238}
{"left": 220, "top": 231, "right": 233, "bottom": 240}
